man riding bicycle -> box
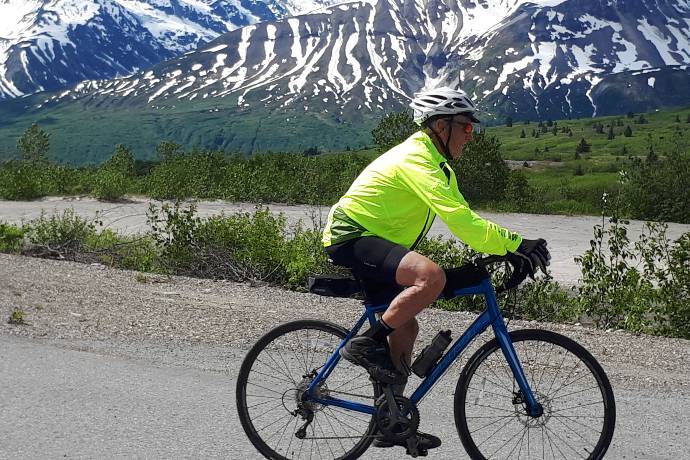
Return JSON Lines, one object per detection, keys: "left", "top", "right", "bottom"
{"left": 321, "top": 86, "right": 550, "bottom": 451}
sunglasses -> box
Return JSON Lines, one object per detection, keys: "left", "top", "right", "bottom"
{"left": 450, "top": 119, "right": 474, "bottom": 134}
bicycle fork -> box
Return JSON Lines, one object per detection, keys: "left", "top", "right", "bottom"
{"left": 492, "top": 318, "right": 543, "bottom": 418}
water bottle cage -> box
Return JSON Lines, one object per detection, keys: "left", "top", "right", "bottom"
{"left": 410, "top": 330, "right": 452, "bottom": 378}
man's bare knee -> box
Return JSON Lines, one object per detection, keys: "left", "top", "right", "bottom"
{"left": 397, "top": 252, "right": 446, "bottom": 292}
{"left": 417, "top": 265, "right": 446, "bottom": 298}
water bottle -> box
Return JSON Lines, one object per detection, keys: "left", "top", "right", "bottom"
{"left": 411, "top": 330, "right": 452, "bottom": 377}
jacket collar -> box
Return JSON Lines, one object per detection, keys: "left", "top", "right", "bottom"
{"left": 411, "top": 131, "right": 448, "bottom": 164}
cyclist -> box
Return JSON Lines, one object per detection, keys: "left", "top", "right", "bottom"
{"left": 321, "top": 86, "right": 550, "bottom": 451}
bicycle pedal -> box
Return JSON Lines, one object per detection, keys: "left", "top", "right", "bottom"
{"left": 405, "top": 436, "right": 425, "bottom": 457}
{"left": 405, "top": 447, "right": 428, "bottom": 457}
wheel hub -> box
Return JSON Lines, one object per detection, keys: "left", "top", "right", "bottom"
{"left": 513, "top": 391, "right": 552, "bottom": 427}
{"left": 292, "top": 373, "right": 329, "bottom": 413}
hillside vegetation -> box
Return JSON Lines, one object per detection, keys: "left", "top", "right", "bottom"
{"left": 2, "top": 105, "right": 689, "bottom": 223}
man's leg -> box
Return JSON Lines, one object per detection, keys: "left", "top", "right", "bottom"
{"left": 388, "top": 318, "right": 418, "bottom": 374}
{"left": 382, "top": 251, "right": 446, "bottom": 328}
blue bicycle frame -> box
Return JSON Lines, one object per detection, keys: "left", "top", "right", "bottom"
{"left": 305, "top": 277, "right": 542, "bottom": 417}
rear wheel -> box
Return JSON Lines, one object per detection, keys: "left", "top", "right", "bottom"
{"left": 236, "top": 320, "right": 377, "bottom": 460}
{"left": 455, "top": 329, "right": 615, "bottom": 459}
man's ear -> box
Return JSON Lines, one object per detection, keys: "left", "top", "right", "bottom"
{"left": 431, "top": 118, "right": 447, "bottom": 132}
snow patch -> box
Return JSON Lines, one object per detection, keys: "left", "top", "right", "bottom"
{"left": 637, "top": 17, "right": 680, "bottom": 65}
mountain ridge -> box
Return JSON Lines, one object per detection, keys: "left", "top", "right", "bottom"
{"left": 0, "top": 0, "right": 339, "bottom": 99}
{"left": 2, "top": 0, "right": 690, "bottom": 161}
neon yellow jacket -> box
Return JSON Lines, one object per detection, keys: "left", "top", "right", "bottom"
{"left": 322, "top": 131, "right": 522, "bottom": 254}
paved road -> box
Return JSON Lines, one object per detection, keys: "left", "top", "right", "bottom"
{"left": 1, "top": 197, "right": 689, "bottom": 285}
{"left": 1, "top": 334, "right": 688, "bottom": 459}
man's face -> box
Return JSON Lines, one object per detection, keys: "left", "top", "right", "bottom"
{"left": 441, "top": 115, "right": 474, "bottom": 160}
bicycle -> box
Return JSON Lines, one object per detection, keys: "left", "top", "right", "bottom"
{"left": 236, "top": 255, "right": 616, "bottom": 459}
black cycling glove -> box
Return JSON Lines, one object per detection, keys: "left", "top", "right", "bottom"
{"left": 507, "top": 238, "right": 551, "bottom": 280}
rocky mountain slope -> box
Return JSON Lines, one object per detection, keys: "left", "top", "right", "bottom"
{"left": 0, "top": 0, "right": 338, "bottom": 99}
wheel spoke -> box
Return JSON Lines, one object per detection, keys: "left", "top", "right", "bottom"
{"left": 237, "top": 321, "right": 375, "bottom": 460}
{"left": 458, "top": 331, "right": 614, "bottom": 460}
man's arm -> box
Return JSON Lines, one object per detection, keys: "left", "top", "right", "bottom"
{"left": 397, "top": 157, "right": 522, "bottom": 255}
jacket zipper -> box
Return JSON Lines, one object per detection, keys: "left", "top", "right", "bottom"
{"left": 411, "top": 210, "right": 432, "bottom": 250}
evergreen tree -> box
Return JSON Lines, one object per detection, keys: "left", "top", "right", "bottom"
{"left": 675, "top": 114, "right": 681, "bottom": 123}
{"left": 607, "top": 126, "right": 615, "bottom": 140}
{"left": 520, "top": 129, "right": 526, "bottom": 138}
{"left": 621, "top": 145, "right": 628, "bottom": 156}
{"left": 637, "top": 114, "right": 648, "bottom": 124}
{"left": 624, "top": 125, "right": 633, "bottom": 137}
{"left": 506, "top": 116, "right": 513, "bottom": 127}
{"left": 627, "top": 111, "right": 635, "bottom": 119}
{"left": 17, "top": 123, "right": 50, "bottom": 162}
{"left": 575, "top": 137, "right": 591, "bottom": 155}
{"left": 595, "top": 123, "right": 604, "bottom": 134}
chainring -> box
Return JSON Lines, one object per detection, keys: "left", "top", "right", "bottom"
{"left": 374, "top": 395, "right": 420, "bottom": 443}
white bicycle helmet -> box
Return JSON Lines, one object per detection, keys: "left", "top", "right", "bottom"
{"left": 410, "top": 86, "right": 480, "bottom": 126}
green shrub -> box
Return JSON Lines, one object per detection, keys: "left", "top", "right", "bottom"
{"left": 0, "top": 160, "right": 49, "bottom": 199}
{"left": 575, "top": 217, "right": 690, "bottom": 337}
{"left": 92, "top": 145, "right": 135, "bottom": 201}
{"left": 85, "top": 229, "right": 157, "bottom": 271}
{"left": 147, "top": 202, "right": 319, "bottom": 284}
{"left": 454, "top": 131, "right": 510, "bottom": 203}
{"left": 508, "top": 279, "right": 578, "bottom": 323}
{"left": 0, "top": 222, "right": 24, "bottom": 253}
{"left": 621, "top": 153, "right": 690, "bottom": 223}
{"left": 25, "top": 208, "right": 100, "bottom": 259}
{"left": 7, "top": 308, "right": 26, "bottom": 325}
{"left": 371, "top": 111, "right": 418, "bottom": 153}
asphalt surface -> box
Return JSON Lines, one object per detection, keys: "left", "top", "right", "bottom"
{"left": 2, "top": 334, "right": 688, "bottom": 459}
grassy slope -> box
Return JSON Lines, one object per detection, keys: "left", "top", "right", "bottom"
{"left": 1, "top": 98, "right": 688, "bottom": 216}
{"left": 0, "top": 96, "right": 375, "bottom": 164}
{"left": 493, "top": 109, "right": 690, "bottom": 160}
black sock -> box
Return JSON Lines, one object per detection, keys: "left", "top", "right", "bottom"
{"left": 362, "top": 318, "right": 395, "bottom": 343}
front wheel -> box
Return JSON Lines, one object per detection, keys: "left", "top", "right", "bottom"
{"left": 236, "top": 320, "right": 378, "bottom": 460}
{"left": 455, "top": 329, "right": 615, "bottom": 460}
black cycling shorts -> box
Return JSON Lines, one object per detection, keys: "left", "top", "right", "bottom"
{"left": 325, "top": 236, "right": 409, "bottom": 286}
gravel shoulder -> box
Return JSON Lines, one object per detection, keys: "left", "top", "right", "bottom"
{"left": 1, "top": 252, "right": 689, "bottom": 396}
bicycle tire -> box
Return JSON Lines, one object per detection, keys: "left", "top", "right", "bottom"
{"left": 236, "top": 319, "right": 377, "bottom": 460}
{"left": 455, "top": 329, "right": 615, "bottom": 460}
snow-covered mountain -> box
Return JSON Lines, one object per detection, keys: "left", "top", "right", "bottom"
{"left": 0, "top": 0, "right": 339, "bottom": 99}
{"left": 39, "top": 0, "right": 690, "bottom": 122}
